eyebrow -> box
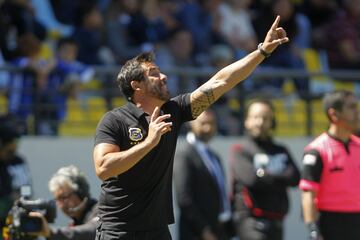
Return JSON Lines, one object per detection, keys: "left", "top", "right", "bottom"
{"left": 148, "top": 67, "right": 160, "bottom": 72}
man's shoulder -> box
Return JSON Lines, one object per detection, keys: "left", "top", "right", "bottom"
{"left": 306, "top": 133, "right": 328, "bottom": 148}
{"left": 237, "top": 136, "right": 256, "bottom": 149}
{"left": 176, "top": 142, "right": 195, "bottom": 156}
{"left": 350, "top": 134, "right": 360, "bottom": 145}
{"left": 100, "top": 106, "right": 130, "bottom": 122}
{"left": 165, "top": 94, "right": 191, "bottom": 107}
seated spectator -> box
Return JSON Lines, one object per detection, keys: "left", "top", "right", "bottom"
{"left": 143, "top": 0, "right": 181, "bottom": 43}
{"left": 71, "top": 2, "right": 114, "bottom": 65}
{"left": 31, "top": 0, "right": 74, "bottom": 37}
{"left": 0, "top": 3, "right": 18, "bottom": 62}
{"left": 324, "top": 0, "right": 360, "bottom": 70}
{"left": 177, "top": 0, "right": 227, "bottom": 66}
{"left": 71, "top": 2, "right": 116, "bottom": 109}
{"left": 0, "top": 0, "right": 47, "bottom": 42}
{"left": 156, "top": 27, "right": 197, "bottom": 96}
{"left": 7, "top": 33, "right": 56, "bottom": 135}
{"left": 7, "top": 34, "right": 94, "bottom": 136}
{"left": 218, "top": 0, "right": 258, "bottom": 57}
{"left": 300, "top": 0, "right": 338, "bottom": 48}
{"left": 45, "top": 37, "right": 95, "bottom": 134}
{"left": 0, "top": 50, "right": 9, "bottom": 95}
{"left": 252, "top": 0, "right": 311, "bottom": 96}
{"left": 49, "top": 0, "right": 96, "bottom": 26}
{"left": 104, "top": 0, "right": 152, "bottom": 64}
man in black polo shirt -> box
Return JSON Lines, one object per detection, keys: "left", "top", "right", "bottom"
{"left": 93, "top": 16, "right": 289, "bottom": 240}
{"left": 230, "top": 99, "right": 300, "bottom": 240}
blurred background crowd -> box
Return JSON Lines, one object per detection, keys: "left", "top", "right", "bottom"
{"left": 0, "top": 0, "right": 359, "bottom": 136}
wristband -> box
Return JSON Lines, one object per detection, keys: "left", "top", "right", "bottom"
{"left": 307, "top": 222, "right": 320, "bottom": 240}
{"left": 257, "top": 42, "right": 271, "bottom": 58}
{"left": 256, "top": 168, "right": 265, "bottom": 177}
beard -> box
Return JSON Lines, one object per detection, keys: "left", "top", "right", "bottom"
{"left": 148, "top": 82, "right": 171, "bottom": 101}
{"left": 197, "top": 133, "right": 213, "bottom": 143}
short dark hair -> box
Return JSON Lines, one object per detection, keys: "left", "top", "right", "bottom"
{"left": 323, "top": 90, "right": 354, "bottom": 121}
{"left": 116, "top": 52, "right": 155, "bottom": 101}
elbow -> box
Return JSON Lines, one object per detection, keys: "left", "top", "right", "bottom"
{"left": 94, "top": 158, "right": 111, "bottom": 181}
{"left": 96, "top": 167, "right": 109, "bottom": 181}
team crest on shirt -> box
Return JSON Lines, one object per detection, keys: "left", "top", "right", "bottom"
{"left": 303, "top": 154, "right": 316, "bottom": 165}
{"left": 129, "top": 128, "right": 143, "bottom": 142}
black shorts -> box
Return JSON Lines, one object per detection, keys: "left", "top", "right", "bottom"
{"left": 95, "top": 227, "right": 171, "bottom": 240}
{"left": 319, "top": 211, "right": 360, "bottom": 240}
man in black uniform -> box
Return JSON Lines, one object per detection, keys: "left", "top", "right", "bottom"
{"left": 93, "top": 16, "right": 289, "bottom": 240}
{"left": 230, "top": 99, "right": 300, "bottom": 240}
{"left": 31, "top": 165, "right": 98, "bottom": 240}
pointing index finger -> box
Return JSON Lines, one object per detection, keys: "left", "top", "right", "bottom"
{"left": 151, "top": 106, "right": 160, "bottom": 122}
{"left": 271, "top": 15, "right": 281, "bottom": 30}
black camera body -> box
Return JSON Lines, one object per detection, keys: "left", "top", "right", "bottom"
{"left": 11, "top": 198, "right": 57, "bottom": 231}
{"left": 4, "top": 194, "right": 57, "bottom": 240}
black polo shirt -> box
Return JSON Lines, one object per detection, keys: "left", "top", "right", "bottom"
{"left": 94, "top": 93, "right": 193, "bottom": 231}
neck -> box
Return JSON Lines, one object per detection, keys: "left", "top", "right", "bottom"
{"left": 250, "top": 134, "right": 271, "bottom": 142}
{"left": 134, "top": 96, "right": 165, "bottom": 115}
{"left": 73, "top": 210, "right": 82, "bottom": 220}
{"left": 328, "top": 124, "right": 352, "bottom": 142}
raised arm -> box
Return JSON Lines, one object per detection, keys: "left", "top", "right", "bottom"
{"left": 190, "top": 15, "right": 289, "bottom": 118}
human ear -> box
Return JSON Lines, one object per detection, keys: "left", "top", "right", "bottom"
{"left": 328, "top": 108, "right": 339, "bottom": 122}
{"left": 130, "top": 80, "right": 141, "bottom": 91}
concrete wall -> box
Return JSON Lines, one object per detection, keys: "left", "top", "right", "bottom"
{"left": 18, "top": 136, "right": 312, "bottom": 240}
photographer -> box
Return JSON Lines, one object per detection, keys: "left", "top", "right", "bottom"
{"left": 31, "top": 165, "right": 98, "bottom": 240}
{"left": 0, "top": 121, "right": 32, "bottom": 236}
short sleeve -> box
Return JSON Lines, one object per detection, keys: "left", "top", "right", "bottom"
{"left": 172, "top": 93, "right": 194, "bottom": 122}
{"left": 299, "top": 149, "right": 323, "bottom": 191}
{"left": 94, "top": 112, "right": 123, "bottom": 146}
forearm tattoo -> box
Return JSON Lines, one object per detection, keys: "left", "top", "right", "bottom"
{"left": 191, "top": 86, "right": 215, "bottom": 118}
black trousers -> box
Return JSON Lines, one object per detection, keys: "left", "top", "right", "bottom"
{"left": 236, "top": 216, "right": 283, "bottom": 240}
{"left": 319, "top": 211, "right": 360, "bottom": 240}
{"left": 95, "top": 227, "right": 172, "bottom": 240}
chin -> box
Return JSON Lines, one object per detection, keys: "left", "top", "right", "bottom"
{"left": 160, "top": 93, "right": 170, "bottom": 101}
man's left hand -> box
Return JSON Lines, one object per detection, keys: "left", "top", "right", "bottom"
{"left": 262, "top": 15, "right": 289, "bottom": 53}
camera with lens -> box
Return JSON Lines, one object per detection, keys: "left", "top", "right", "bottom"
{"left": 3, "top": 186, "right": 57, "bottom": 240}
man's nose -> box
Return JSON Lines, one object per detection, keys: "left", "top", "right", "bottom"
{"left": 160, "top": 73, "right": 167, "bottom": 81}
{"left": 255, "top": 118, "right": 265, "bottom": 126}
